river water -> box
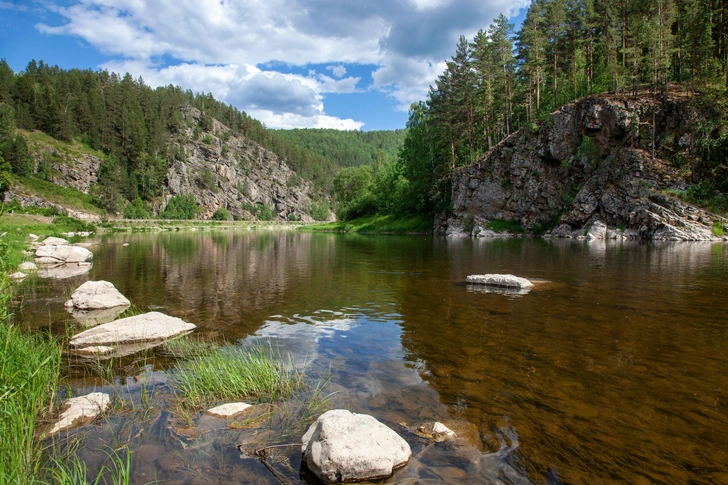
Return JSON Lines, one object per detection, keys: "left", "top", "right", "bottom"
{"left": 16, "top": 231, "right": 728, "bottom": 484}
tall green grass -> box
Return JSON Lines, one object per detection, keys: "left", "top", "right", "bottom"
{"left": 0, "top": 270, "right": 61, "bottom": 484}
{"left": 169, "top": 343, "right": 303, "bottom": 409}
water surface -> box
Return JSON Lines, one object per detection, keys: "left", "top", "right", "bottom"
{"left": 17, "top": 231, "right": 728, "bottom": 484}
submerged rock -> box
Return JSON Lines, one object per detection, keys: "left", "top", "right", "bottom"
{"left": 69, "top": 311, "right": 197, "bottom": 349}
{"left": 64, "top": 280, "right": 131, "bottom": 310}
{"left": 48, "top": 392, "right": 111, "bottom": 434}
{"left": 416, "top": 422, "right": 457, "bottom": 441}
{"left": 205, "top": 402, "right": 252, "bottom": 418}
{"left": 466, "top": 274, "right": 534, "bottom": 289}
{"left": 302, "top": 409, "right": 411, "bottom": 483}
{"left": 37, "top": 262, "right": 92, "bottom": 279}
{"left": 68, "top": 306, "right": 129, "bottom": 327}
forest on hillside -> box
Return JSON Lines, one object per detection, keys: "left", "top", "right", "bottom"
{"left": 0, "top": 60, "right": 345, "bottom": 210}
{"left": 275, "top": 129, "right": 406, "bottom": 168}
{"left": 369, "top": 0, "right": 728, "bottom": 220}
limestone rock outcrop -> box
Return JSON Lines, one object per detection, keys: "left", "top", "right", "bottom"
{"left": 301, "top": 409, "right": 411, "bottom": 483}
{"left": 439, "top": 95, "right": 728, "bottom": 240}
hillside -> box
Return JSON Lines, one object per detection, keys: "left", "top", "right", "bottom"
{"left": 0, "top": 60, "right": 340, "bottom": 221}
{"left": 275, "top": 128, "right": 406, "bottom": 168}
{"left": 438, "top": 93, "right": 728, "bottom": 241}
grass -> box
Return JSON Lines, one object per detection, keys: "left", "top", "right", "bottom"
{"left": 300, "top": 213, "right": 433, "bottom": 234}
{"left": 48, "top": 446, "right": 133, "bottom": 485}
{"left": 0, "top": 274, "right": 62, "bottom": 484}
{"left": 169, "top": 342, "right": 304, "bottom": 409}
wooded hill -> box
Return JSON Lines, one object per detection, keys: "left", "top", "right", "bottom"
{"left": 396, "top": 0, "right": 728, "bottom": 218}
{"left": 275, "top": 129, "right": 406, "bottom": 168}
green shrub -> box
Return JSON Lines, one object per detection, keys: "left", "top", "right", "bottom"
{"left": 577, "top": 135, "right": 603, "bottom": 167}
{"left": 161, "top": 194, "right": 198, "bottom": 219}
{"left": 211, "top": 207, "right": 231, "bottom": 220}
{"left": 201, "top": 134, "right": 213, "bottom": 145}
{"left": 123, "top": 197, "right": 151, "bottom": 219}
{"left": 713, "top": 221, "right": 725, "bottom": 237}
{"left": 308, "top": 200, "right": 331, "bottom": 221}
{"left": 463, "top": 214, "right": 475, "bottom": 233}
{"left": 486, "top": 219, "right": 525, "bottom": 233}
{"left": 53, "top": 215, "right": 96, "bottom": 232}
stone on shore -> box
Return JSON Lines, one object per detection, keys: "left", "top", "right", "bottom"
{"left": 42, "top": 236, "right": 69, "bottom": 246}
{"left": 64, "top": 280, "right": 130, "bottom": 310}
{"left": 69, "top": 311, "right": 196, "bottom": 349}
{"left": 8, "top": 271, "right": 27, "bottom": 281}
{"left": 48, "top": 392, "right": 111, "bottom": 434}
{"left": 206, "top": 402, "right": 252, "bottom": 418}
{"left": 302, "top": 409, "right": 411, "bottom": 483}
{"left": 18, "top": 262, "right": 37, "bottom": 272}
{"left": 466, "top": 274, "right": 534, "bottom": 289}
{"left": 586, "top": 220, "right": 608, "bottom": 240}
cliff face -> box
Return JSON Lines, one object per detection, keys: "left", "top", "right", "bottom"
{"left": 438, "top": 94, "right": 727, "bottom": 241}
{"left": 162, "top": 107, "right": 321, "bottom": 221}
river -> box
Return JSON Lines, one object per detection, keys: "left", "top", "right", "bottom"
{"left": 16, "top": 231, "right": 728, "bottom": 484}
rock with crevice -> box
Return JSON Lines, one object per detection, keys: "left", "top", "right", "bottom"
{"left": 48, "top": 392, "right": 111, "bottom": 435}
{"left": 64, "top": 280, "right": 130, "bottom": 310}
{"left": 69, "top": 312, "right": 196, "bottom": 349}
{"left": 302, "top": 409, "right": 411, "bottom": 483}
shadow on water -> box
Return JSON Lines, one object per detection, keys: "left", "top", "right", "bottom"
{"left": 14, "top": 232, "right": 728, "bottom": 484}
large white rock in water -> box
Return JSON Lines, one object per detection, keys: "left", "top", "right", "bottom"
{"left": 69, "top": 312, "right": 196, "bottom": 348}
{"left": 48, "top": 392, "right": 110, "bottom": 434}
{"left": 302, "top": 409, "right": 411, "bottom": 483}
{"left": 466, "top": 274, "right": 534, "bottom": 289}
{"left": 35, "top": 245, "right": 93, "bottom": 264}
{"left": 64, "top": 280, "right": 130, "bottom": 310}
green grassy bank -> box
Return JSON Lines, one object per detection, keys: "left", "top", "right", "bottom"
{"left": 300, "top": 214, "right": 433, "bottom": 234}
{"left": 0, "top": 216, "right": 63, "bottom": 485}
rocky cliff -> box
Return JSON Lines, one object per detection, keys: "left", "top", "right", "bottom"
{"left": 437, "top": 94, "right": 728, "bottom": 241}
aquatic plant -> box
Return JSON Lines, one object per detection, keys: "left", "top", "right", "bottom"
{"left": 169, "top": 343, "right": 304, "bottom": 409}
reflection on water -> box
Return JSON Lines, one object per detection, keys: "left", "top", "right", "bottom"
{"left": 15, "top": 232, "right": 728, "bottom": 484}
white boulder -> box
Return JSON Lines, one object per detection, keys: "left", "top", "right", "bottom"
{"left": 466, "top": 274, "right": 534, "bottom": 289}
{"left": 69, "top": 312, "right": 196, "bottom": 348}
{"left": 48, "top": 392, "right": 110, "bottom": 434}
{"left": 42, "top": 236, "right": 69, "bottom": 246}
{"left": 64, "top": 281, "right": 130, "bottom": 310}
{"left": 18, "top": 262, "right": 37, "bottom": 272}
{"left": 586, "top": 220, "right": 608, "bottom": 240}
{"left": 8, "top": 272, "right": 27, "bottom": 281}
{"left": 35, "top": 244, "right": 93, "bottom": 264}
{"left": 302, "top": 409, "right": 411, "bottom": 483}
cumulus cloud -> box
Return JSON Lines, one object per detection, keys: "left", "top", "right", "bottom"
{"left": 36, "top": 0, "right": 530, "bottom": 126}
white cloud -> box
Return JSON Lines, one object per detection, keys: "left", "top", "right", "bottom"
{"left": 326, "top": 65, "right": 347, "bottom": 78}
{"left": 37, "top": 0, "right": 530, "bottom": 127}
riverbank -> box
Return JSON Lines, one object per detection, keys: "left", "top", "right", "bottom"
{"left": 299, "top": 214, "right": 433, "bottom": 234}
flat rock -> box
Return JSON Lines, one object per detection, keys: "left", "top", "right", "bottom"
{"left": 37, "top": 263, "right": 92, "bottom": 279}
{"left": 35, "top": 244, "right": 93, "bottom": 264}
{"left": 48, "top": 392, "right": 111, "bottom": 434}
{"left": 205, "top": 402, "right": 253, "bottom": 418}
{"left": 42, "top": 236, "right": 69, "bottom": 246}
{"left": 69, "top": 311, "right": 197, "bottom": 348}
{"left": 466, "top": 274, "right": 533, "bottom": 289}
{"left": 302, "top": 409, "right": 411, "bottom": 483}
{"left": 64, "top": 280, "right": 131, "bottom": 310}
{"left": 18, "top": 262, "right": 37, "bottom": 272}
{"left": 8, "top": 272, "right": 27, "bottom": 281}
{"left": 73, "top": 346, "right": 115, "bottom": 356}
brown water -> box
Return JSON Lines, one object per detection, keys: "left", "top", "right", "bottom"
{"left": 17, "top": 231, "right": 728, "bottom": 484}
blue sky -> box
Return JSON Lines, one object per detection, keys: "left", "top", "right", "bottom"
{"left": 0, "top": 0, "right": 529, "bottom": 131}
